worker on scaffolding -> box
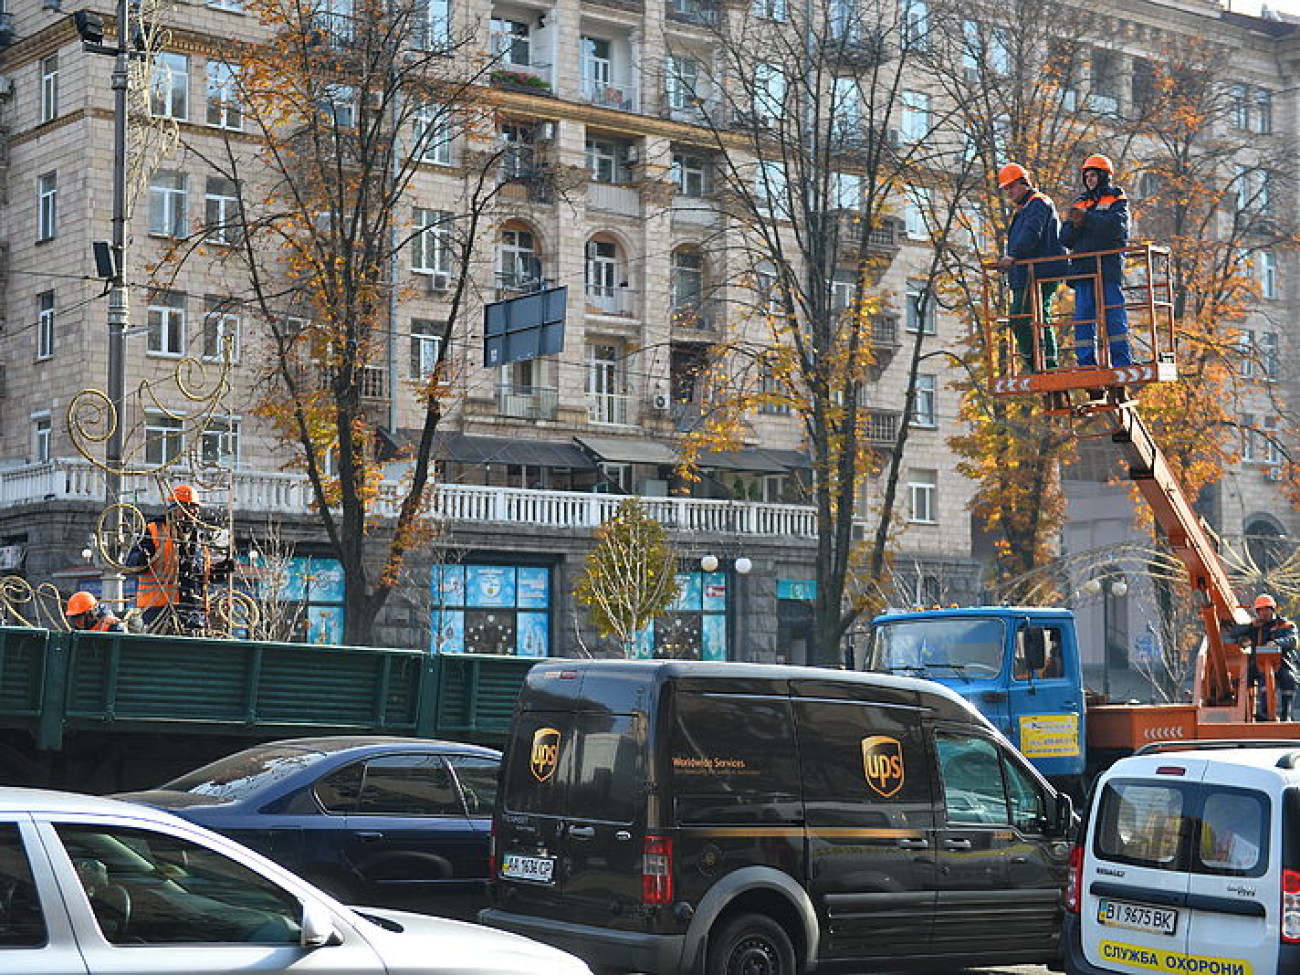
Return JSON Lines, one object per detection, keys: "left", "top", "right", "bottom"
{"left": 1060, "top": 153, "right": 1135, "bottom": 369}
{"left": 127, "top": 484, "right": 233, "bottom": 634}
{"left": 1230, "top": 593, "right": 1298, "bottom": 721}
{"left": 995, "top": 162, "right": 1067, "bottom": 373}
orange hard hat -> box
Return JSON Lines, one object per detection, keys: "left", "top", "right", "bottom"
{"left": 997, "top": 163, "right": 1029, "bottom": 188}
{"left": 1081, "top": 153, "right": 1115, "bottom": 174}
{"left": 67, "top": 591, "right": 98, "bottom": 617}
{"left": 168, "top": 484, "right": 196, "bottom": 504}
{"left": 1255, "top": 593, "right": 1277, "bottom": 610}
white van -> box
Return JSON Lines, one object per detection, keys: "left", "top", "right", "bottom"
{"left": 1062, "top": 740, "right": 1300, "bottom": 975}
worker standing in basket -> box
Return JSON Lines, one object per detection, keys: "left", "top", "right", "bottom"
{"left": 995, "top": 162, "right": 1067, "bottom": 373}
{"left": 1060, "top": 153, "right": 1135, "bottom": 369}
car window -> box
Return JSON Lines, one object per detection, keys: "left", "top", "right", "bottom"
{"left": 1002, "top": 753, "right": 1049, "bottom": 832}
{"left": 1094, "top": 780, "right": 1186, "bottom": 870}
{"left": 356, "top": 755, "right": 463, "bottom": 816}
{"left": 316, "top": 760, "right": 365, "bottom": 814}
{"left": 448, "top": 756, "right": 499, "bottom": 816}
{"left": 54, "top": 823, "right": 303, "bottom": 945}
{"left": 0, "top": 824, "right": 46, "bottom": 948}
{"left": 936, "top": 734, "right": 1009, "bottom": 825}
{"left": 1197, "top": 789, "right": 1268, "bottom": 876}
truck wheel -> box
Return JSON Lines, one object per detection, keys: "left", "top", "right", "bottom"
{"left": 707, "top": 913, "right": 798, "bottom": 975}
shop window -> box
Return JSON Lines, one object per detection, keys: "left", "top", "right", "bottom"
{"left": 431, "top": 564, "right": 551, "bottom": 656}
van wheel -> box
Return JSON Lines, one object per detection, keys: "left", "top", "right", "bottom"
{"left": 707, "top": 913, "right": 798, "bottom": 975}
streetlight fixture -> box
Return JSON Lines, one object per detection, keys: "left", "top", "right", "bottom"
{"left": 75, "top": 0, "right": 140, "bottom": 611}
{"left": 1083, "top": 573, "right": 1129, "bottom": 699}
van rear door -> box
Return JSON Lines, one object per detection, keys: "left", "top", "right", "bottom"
{"left": 1080, "top": 771, "right": 1195, "bottom": 970}
{"left": 495, "top": 709, "right": 645, "bottom": 925}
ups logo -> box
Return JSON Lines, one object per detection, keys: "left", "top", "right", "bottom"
{"left": 530, "top": 727, "right": 561, "bottom": 782}
{"left": 861, "top": 735, "right": 905, "bottom": 798}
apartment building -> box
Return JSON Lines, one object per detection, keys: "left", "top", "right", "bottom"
{"left": 0, "top": 0, "right": 1294, "bottom": 674}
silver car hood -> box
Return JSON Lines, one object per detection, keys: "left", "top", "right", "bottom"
{"left": 349, "top": 907, "right": 592, "bottom": 975}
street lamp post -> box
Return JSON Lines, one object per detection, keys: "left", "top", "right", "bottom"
{"left": 76, "top": 0, "right": 133, "bottom": 610}
{"left": 1083, "top": 573, "right": 1129, "bottom": 700}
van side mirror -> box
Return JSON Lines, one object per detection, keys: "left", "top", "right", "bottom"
{"left": 1023, "top": 628, "right": 1047, "bottom": 672}
{"left": 1053, "top": 792, "right": 1076, "bottom": 837}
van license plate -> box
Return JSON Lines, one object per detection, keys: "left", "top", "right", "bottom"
{"left": 1097, "top": 898, "right": 1178, "bottom": 936}
{"left": 502, "top": 853, "right": 555, "bottom": 883}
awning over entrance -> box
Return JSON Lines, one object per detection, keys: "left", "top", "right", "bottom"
{"left": 432, "top": 432, "right": 596, "bottom": 469}
{"left": 573, "top": 436, "right": 679, "bottom": 466}
{"left": 695, "top": 448, "right": 811, "bottom": 473}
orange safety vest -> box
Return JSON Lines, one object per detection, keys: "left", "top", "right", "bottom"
{"left": 135, "top": 520, "right": 178, "bottom": 609}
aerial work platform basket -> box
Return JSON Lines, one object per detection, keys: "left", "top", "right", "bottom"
{"left": 979, "top": 243, "right": 1179, "bottom": 403}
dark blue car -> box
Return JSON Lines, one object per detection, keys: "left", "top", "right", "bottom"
{"left": 117, "top": 736, "right": 500, "bottom": 915}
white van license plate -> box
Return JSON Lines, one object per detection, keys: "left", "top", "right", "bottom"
{"left": 502, "top": 853, "right": 555, "bottom": 883}
{"left": 1097, "top": 898, "right": 1178, "bottom": 935}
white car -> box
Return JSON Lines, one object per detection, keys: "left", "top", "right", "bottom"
{"left": 0, "top": 786, "right": 592, "bottom": 975}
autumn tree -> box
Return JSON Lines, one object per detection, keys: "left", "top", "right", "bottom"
{"left": 658, "top": 0, "right": 981, "bottom": 664}
{"left": 154, "top": 0, "right": 511, "bottom": 643}
{"left": 574, "top": 498, "right": 681, "bottom": 658}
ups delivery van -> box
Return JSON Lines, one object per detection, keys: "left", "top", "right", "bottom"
{"left": 480, "top": 659, "right": 1075, "bottom": 975}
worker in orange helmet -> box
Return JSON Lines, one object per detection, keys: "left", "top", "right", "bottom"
{"left": 995, "top": 162, "right": 1067, "bottom": 373}
{"left": 1231, "top": 594, "right": 1298, "bottom": 721}
{"left": 65, "top": 591, "right": 125, "bottom": 632}
{"left": 1060, "top": 153, "right": 1134, "bottom": 370}
{"left": 126, "top": 484, "right": 232, "bottom": 632}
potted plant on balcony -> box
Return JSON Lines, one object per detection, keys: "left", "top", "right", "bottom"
{"left": 489, "top": 69, "right": 552, "bottom": 94}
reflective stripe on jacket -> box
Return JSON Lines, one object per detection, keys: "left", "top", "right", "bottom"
{"left": 1060, "top": 182, "right": 1130, "bottom": 282}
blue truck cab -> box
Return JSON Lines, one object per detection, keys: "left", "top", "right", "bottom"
{"left": 862, "top": 607, "right": 1086, "bottom": 792}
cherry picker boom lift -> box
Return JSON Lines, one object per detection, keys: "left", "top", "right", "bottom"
{"left": 979, "top": 243, "right": 1295, "bottom": 756}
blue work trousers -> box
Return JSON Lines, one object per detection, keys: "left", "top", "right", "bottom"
{"left": 1072, "top": 279, "right": 1132, "bottom": 367}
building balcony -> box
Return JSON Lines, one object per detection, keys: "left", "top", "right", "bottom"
{"left": 581, "top": 79, "right": 639, "bottom": 112}
{"left": 865, "top": 408, "right": 902, "bottom": 445}
{"left": 665, "top": 0, "right": 719, "bottom": 25}
{"left": 671, "top": 301, "right": 719, "bottom": 331}
{"left": 587, "top": 182, "right": 641, "bottom": 216}
{"left": 496, "top": 384, "right": 559, "bottom": 420}
{"left": 489, "top": 67, "right": 555, "bottom": 95}
{"left": 1, "top": 459, "right": 824, "bottom": 538}
{"left": 585, "top": 286, "right": 638, "bottom": 317}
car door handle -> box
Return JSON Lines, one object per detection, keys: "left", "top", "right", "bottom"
{"left": 942, "top": 838, "right": 973, "bottom": 850}
{"left": 356, "top": 831, "right": 384, "bottom": 842}
{"left": 567, "top": 825, "right": 596, "bottom": 840}
{"left": 897, "top": 838, "right": 930, "bottom": 849}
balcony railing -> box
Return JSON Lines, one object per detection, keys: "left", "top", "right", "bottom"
{"left": 581, "top": 79, "right": 639, "bottom": 112}
{"left": 671, "top": 301, "right": 718, "bottom": 331}
{"left": 866, "top": 408, "right": 901, "bottom": 444}
{"left": 0, "top": 459, "right": 824, "bottom": 538}
{"left": 496, "top": 384, "right": 559, "bottom": 420}
{"left": 665, "top": 0, "right": 719, "bottom": 24}
{"left": 586, "top": 391, "right": 632, "bottom": 425}
{"left": 587, "top": 182, "right": 641, "bottom": 216}
{"left": 585, "top": 286, "right": 638, "bottom": 316}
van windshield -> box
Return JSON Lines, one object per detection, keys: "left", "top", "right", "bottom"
{"left": 867, "top": 618, "right": 1007, "bottom": 681}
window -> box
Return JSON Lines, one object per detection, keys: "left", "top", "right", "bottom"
{"left": 1238, "top": 330, "right": 1255, "bottom": 379}
{"left": 201, "top": 416, "right": 240, "bottom": 467}
{"left": 832, "top": 76, "right": 861, "bottom": 142}
{"left": 144, "top": 412, "right": 185, "bottom": 465}
{"left": 318, "top": 0, "right": 355, "bottom": 45}
{"left": 900, "top": 90, "right": 929, "bottom": 143}
{"left": 412, "top": 208, "right": 452, "bottom": 274}
{"left": 908, "top": 469, "right": 937, "bottom": 523}
{"left": 581, "top": 36, "right": 612, "bottom": 87}
{"left": 209, "top": 0, "right": 244, "bottom": 9}
{"left": 40, "top": 55, "right": 59, "bottom": 123}
{"left": 586, "top": 342, "right": 625, "bottom": 424}
{"left": 0, "top": 824, "right": 46, "bottom": 946}
{"left": 832, "top": 172, "right": 862, "bottom": 211}
{"left": 1232, "top": 84, "right": 1250, "bottom": 130}
{"left": 1095, "top": 781, "right": 1184, "bottom": 868}
{"left": 1263, "top": 415, "right": 1281, "bottom": 465}
{"left": 902, "top": 0, "right": 928, "bottom": 50}
{"left": 751, "top": 0, "right": 787, "bottom": 20}
{"left": 499, "top": 121, "right": 536, "bottom": 180}
{"left": 147, "top": 291, "right": 186, "bottom": 356}
{"left": 1089, "top": 48, "right": 1119, "bottom": 112}
{"left": 204, "top": 176, "right": 240, "bottom": 245}
{"left": 203, "top": 297, "right": 240, "bottom": 361}
{"left": 905, "top": 283, "right": 935, "bottom": 334}
{"left": 150, "top": 53, "right": 189, "bottom": 120}
{"left": 415, "top": 0, "right": 452, "bottom": 50}
{"left": 149, "top": 171, "right": 188, "bottom": 238}
{"left": 37, "top": 172, "right": 57, "bottom": 241}
{"left": 1259, "top": 250, "right": 1277, "bottom": 300}
{"left": 322, "top": 85, "right": 357, "bottom": 128}
{"left": 36, "top": 291, "right": 55, "bottom": 360}
{"left": 666, "top": 55, "right": 701, "bottom": 111}
{"left": 412, "top": 104, "right": 453, "bottom": 164}
{"left": 904, "top": 186, "right": 931, "bottom": 239}
{"left": 585, "top": 239, "right": 619, "bottom": 303}
{"left": 585, "top": 137, "right": 624, "bottom": 184}
{"left": 914, "top": 374, "right": 936, "bottom": 427}
{"left": 490, "top": 17, "right": 531, "bottom": 65}
{"left": 754, "top": 62, "right": 787, "bottom": 120}
{"left": 758, "top": 361, "right": 791, "bottom": 414}
{"left": 671, "top": 247, "right": 705, "bottom": 310}
{"left": 431, "top": 564, "right": 552, "bottom": 656}
{"left": 1256, "top": 89, "right": 1273, "bottom": 134}
{"left": 55, "top": 823, "right": 302, "bottom": 946}
{"left": 671, "top": 152, "right": 708, "bottom": 197}
{"left": 757, "top": 160, "right": 788, "bottom": 214}
{"left": 1260, "top": 331, "right": 1279, "bottom": 379}
{"left": 1241, "top": 412, "right": 1256, "bottom": 462}
{"left": 497, "top": 228, "right": 540, "bottom": 291}
{"left": 32, "top": 413, "right": 52, "bottom": 463}
{"left": 830, "top": 271, "right": 855, "bottom": 312}
{"left": 410, "top": 319, "right": 445, "bottom": 379}
{"left": 206, "top": 61, "right": 242, "bottom": 129}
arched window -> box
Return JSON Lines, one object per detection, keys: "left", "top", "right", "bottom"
{"left": 497, "top": 225, "right": 541, "bottom": 293}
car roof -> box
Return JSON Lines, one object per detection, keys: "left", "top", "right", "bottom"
{"left": 1110, "top": 742, "right": 1300, "bottom": 776}
{"left": 256, "top": 736, "right": 500, "bottom": 756}
{"left": 0, "top": 787, "right": 181, "bottom": 819}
